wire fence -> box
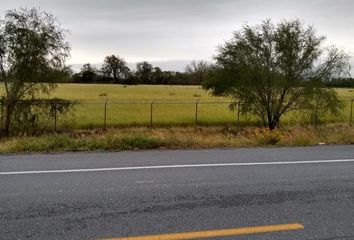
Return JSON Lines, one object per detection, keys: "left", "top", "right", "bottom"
{"left": 1, "top": 98, "right": 354, "bottom": 133}
{"left": 63, "top": 98, "right": 354, "bottom": 130}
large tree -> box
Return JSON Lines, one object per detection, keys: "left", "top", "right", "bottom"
{"left": 203, "top": 19, "right": 350, "bottom": 129}
{"left": 0, "top": 8, "right": 70, "bottom": 136}
{"left": 101, "top": 54, "right": 130, "bottom": 83}
{"left": 136, "top": 61, "right": 153, "bottom": 84}
{"left": 78, "top": 63, "right": 99, "bottom": 83}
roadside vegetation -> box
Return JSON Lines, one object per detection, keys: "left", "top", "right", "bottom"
{"left": 0, "top": 124, "right": 353, "bottom": 153}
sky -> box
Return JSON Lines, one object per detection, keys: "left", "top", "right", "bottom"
{"left": 1, "top": 0, "right": 354, "bottom": 72}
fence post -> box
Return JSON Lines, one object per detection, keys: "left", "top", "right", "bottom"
{"left": 314, "top": 101, "right": 318, "bottom": 126}
{"left": 237, "top": 102, "right": 241, "bottom": 125}
{"left": 0, "top": 100, "right": 3, "bottom": 129}
{"left": 150, "top": 99, "right": 154, "bottom": 129}
{"left": 54, "top": 103, "right": 57, "bottom": 132}
{"left": 350, "top": 99, "right": 353, "bottom": 126}
{"left": 104, "top": 98, "right": 108, "bottom": 129}
{"left": 195, "top": 99, "right": 200, "bottom": 128}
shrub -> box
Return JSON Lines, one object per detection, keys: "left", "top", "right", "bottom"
{"left": 254, "top": 128, "right": 283, "bottom": 145}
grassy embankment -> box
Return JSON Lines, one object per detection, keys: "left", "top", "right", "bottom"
{"left": 0, "top": 124, "right": 353, "bottom": 153}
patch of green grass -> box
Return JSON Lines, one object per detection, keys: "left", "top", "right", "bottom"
{"left": 48, "top": 84, "right": 219, "bottom": 101}
{"left": 119, "top": 135, "right": 163, "bottom": 150}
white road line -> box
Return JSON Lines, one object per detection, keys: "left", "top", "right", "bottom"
{"left": 0, "top": 159, "right": 354, "bottom": 175}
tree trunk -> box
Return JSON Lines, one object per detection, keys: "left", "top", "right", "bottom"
{"left": 267, "top": 111, "right": 275, "bottom": 130}
{"left": 268, "top": 115, "right": 280, "bottom": 130}
{"left": 268, "top": 121, "right": 275, "bottom": 130}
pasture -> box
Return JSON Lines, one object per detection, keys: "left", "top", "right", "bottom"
{"left": 45, "top": 84, "right": 354, "bottom": 129}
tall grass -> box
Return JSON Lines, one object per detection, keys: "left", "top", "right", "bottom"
{"left": 0, "top": 125, "right": 352, "bottom": 153}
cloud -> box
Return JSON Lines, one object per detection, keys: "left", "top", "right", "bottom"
{"left": 1, "top": 0, "right": 353, "bottom": 72}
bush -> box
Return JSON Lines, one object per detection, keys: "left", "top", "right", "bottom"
{"left": 254, "top": 128, "right": 283, "bottom": 145}
{"left": 0, "top": 98, "right": 77, "bottom": 136}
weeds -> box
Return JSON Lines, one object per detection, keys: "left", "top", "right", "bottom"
{"left": 0, "top": 124, "right": 352, "bottom": 153}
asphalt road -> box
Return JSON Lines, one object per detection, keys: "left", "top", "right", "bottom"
{"left": 0, "top": 145, "right": 354, "bottom": 240}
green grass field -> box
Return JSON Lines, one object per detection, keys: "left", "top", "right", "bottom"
{"left": 41, "top": 84, "right": 354, "bottom": 129}
{"left": 48, "top": 84, "right": 234, "bottom": 128}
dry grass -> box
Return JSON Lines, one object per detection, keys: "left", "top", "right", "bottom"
{"left": 0, "top": 124, "right": 352, "bottom": 153}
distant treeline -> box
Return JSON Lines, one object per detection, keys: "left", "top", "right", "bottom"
{"left": 324, "top": 78, "right": 354, "bottom": 88}
{"left": 60, "top": 54, "right": 354, "bottom": 87}
{"left": 63, "top": 55, "right": 210, "bottom": 85}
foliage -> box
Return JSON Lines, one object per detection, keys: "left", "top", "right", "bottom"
{"left": 203, "top": 19, "right": 351, "bottom": 129}
{"left": 72, "top": 63, "right": 99, "bottom": 83}
{"left": 69, "top": 59, "right": 207, "bottom": 85}
{"left": 185, "top": 60, "right": 210, "bottom": 85}
{"left": 0, "top": 98, "right": 77, "bottom": 135}
{"left": 101, "top": 55, "right": 131, "bottom": 83}
{"left": 325, "top": 78, "right": 354, "bottom": 88}
{"left": 0, "top": 7, "right": 70, "bottom": 136}
{"left": 135, "top": 61, "right": 154, "bottom": 84}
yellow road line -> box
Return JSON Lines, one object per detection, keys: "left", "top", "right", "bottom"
{"left": 101, "top": 223, "right": 304, "bottom": 240}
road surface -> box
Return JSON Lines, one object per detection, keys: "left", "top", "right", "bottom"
{"left": 0, "top": 145, "right": 354, "bottom": 239}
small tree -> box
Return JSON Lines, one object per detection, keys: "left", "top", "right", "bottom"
{"left": 185, "top": 60, "right": 210, "bottom": 84}
{"left": 101, "top": 54, "right": 130, "bottom": 83}
{"left": 0, "top": 8, "right": 70, "bottom": 136}
{"left": 203, "top": 19, "right": 350, "bottom": 129}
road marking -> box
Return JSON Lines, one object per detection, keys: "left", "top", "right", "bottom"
{"left": 0, "top": 158, "right": 353, "bottom": 175}
{"left": 100, "top": 223, "right": 304, "bottom": 240}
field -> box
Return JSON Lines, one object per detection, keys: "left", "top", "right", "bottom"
{"left": 49, "top": 84, "right": 233, "bottom": 128}
{"left": 43, "top": 84, "right": 354, "bottom": 129}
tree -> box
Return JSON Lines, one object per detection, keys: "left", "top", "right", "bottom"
{"left": 101, "top": 54, "right": 130, "bottom": 83}
{"left": 0, "top": 8, "right": 70, "bottom": 136}
{"left": 136, "top": 61, "right": 153, "bottom": 84}
{"left": 203, "top": 19, "right": 350, "bottom": 129}
{"left": 185, "top": 60, "right": 210, "bottom": 84}
{"left": 150, "top": 67, "right": 165, "bottom": 84}
{"left": 78, "top": 63, "right": 99, "bottom": 83}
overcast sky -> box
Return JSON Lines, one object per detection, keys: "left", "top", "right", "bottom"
{"left": 1, "top": 0, "right": 354, "bottom": 71}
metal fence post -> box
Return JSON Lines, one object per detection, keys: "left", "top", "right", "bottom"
{"left": 314, "top": 101, "right": 318, "bottom": 126}
{"left": 350, "top": 99, "right": 353, "bottom": 126}
{"left": 195, "top": 99, "right": 200, "bottom": 127}
{"left": 104, "top": 98, "right": 108, "bottom": 129}
{"left": 237, "top": 102, "right": 241, "bottom": 125}
{"left": 0, "top": 100, "right": 3, "bottom": 129}
{"left": 150, "top": 99, "right": 154, "bottom": 129}
{"left": 54, "top": 103, "right": 57, "bottom": 132}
